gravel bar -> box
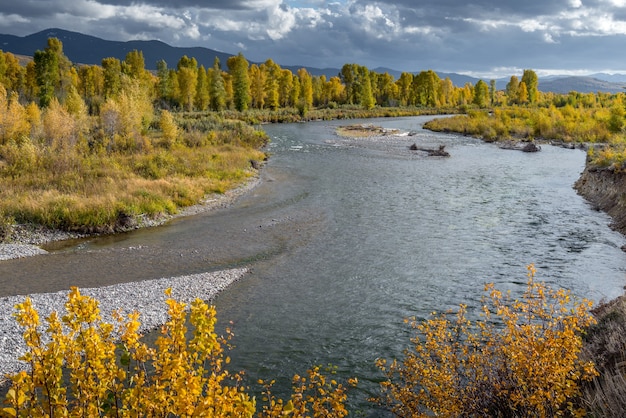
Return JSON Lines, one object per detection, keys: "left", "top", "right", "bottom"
{"left": 0, "top": 267, "right": 248, "bottom": 383}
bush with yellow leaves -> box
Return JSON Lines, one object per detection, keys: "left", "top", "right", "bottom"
{"left": 375, "top": 265, "right": 598, "bottom": 417}
{"left": 2, "top": 288, "right": 355, "bottom": 417}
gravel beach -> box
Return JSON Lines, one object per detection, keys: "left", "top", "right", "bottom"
{"left": 0, "top": 177, "right": 260, "bottom": 385}
{"left": 0, "top": 176, "right": 260, "bottom": 262}
{"left": 0, "top": 267, "right": 248, "bottom": 384}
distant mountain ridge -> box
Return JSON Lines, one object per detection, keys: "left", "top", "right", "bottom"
{"left": 0, "top": 28, "right": 234, "bottom": 71}
{"left": 1, "top": 28, "right": 625, "bottom": 94}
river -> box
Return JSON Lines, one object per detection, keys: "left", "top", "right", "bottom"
{"left": 1, "top": 116, "right": 625, "bottom": 414}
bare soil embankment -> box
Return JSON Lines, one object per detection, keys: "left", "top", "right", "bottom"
{"left": 574, "top": 165, "right": 626, "bottom": 238}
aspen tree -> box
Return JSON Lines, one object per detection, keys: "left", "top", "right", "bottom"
{"left": 227, "top": 52, "right": 251, "bottom": 111}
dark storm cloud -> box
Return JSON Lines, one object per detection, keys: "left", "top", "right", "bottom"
{"left": 1, "top": 0, "right": 626, "bottom": 77}
{"left": 94, "top": 0, "right": 269, "bottom": 10}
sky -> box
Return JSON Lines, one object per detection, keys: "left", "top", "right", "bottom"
{"left": 1, "top": 0, "right": 626, "bottom": 78}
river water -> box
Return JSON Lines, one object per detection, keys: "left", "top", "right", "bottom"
{"left": 1, "top": 116, "right": 625, "bottom": 414}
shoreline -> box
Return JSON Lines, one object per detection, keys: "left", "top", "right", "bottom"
{"left": 0, "top": 175, "right": 261, "bottom": 262}
{"left": 0, "top": 267, "right": 249, "bottom": 386}
{"left": 0, "top": 175, "right": 262, "bottom": 385}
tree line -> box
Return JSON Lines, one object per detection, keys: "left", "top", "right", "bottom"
{"left": 0, "top": 37, "right": 541, "bottom": 116}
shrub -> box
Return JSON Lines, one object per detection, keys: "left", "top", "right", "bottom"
{"left": 2, "top": 289, "right": 355, "bottom": 417}
{"left": 375, "top": 265, "right": 597, "bottom": 417}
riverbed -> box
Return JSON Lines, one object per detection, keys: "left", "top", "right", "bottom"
{"left": 1, "top": 116, "right": 625, "bottom": 414}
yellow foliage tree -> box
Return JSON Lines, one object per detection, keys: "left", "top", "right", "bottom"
{"left": 376, "top": 265, "right": 597, "bottom": 417}
{"left": 0, "top": 86, "right": 30, "bottom": 144}
{"left": 2, "top": 288, "right": 355, "bottom": 417}
{"left": 159, "top": 109, "right": 179, "bottom": 148}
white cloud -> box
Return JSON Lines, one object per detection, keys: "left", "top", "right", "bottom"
{"left": 0, "top": 13, "right": 30, "bottom": 25}
{"left": 121, "top": 5, "right": 188, "bottom": 30}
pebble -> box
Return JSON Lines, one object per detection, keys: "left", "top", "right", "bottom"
{"left": 0, "top": 267, "right": 249, "bottom": 385}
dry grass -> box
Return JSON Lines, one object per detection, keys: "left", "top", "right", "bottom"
{"left": 0, "top": 128, "right": 266, "bottom": 234}
{"left": 582, "top": 295, "right": 626, "bottom": 416}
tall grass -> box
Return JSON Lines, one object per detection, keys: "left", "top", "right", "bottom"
{"left": 0, "top": 118, "right": 266, "bottom": 235}
{"left": 425, "top": 106, "right": 616, "bottom": 144}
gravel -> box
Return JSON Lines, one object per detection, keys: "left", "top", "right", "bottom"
{"left": 0, "top": 267, "right": 248, "bottom": 384}
{"left": 0, "top": 176, "right": 261, "bottom": 262}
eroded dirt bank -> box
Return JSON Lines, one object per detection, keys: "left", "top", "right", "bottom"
{"left": 575, "top": 165, "right": 626, "bottom": 237}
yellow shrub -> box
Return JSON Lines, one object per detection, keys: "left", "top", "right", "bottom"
{"left": 376, "top": 265, "right": 597, "bottom": 417}
{"left": 2, "top": 288, "right": 354, "bottom": 417}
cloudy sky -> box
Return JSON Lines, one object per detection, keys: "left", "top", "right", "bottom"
{"left": 1, "top": 0, "right": 626, "bottom": 77}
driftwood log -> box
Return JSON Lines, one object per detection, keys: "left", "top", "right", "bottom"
{"left": 409, "top": 144, "right": 450, "bottom": 157}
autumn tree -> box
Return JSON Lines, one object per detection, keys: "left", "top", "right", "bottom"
{"left": 227, "top": 52, "right": 251, "bottom": 111}
{"left": 297, "top": 68, "right": 313, "bottom": 112}
{"left": 518, "top": 81, "right": 529, "bottom": 104}
{"left": 249, "top": 64, "right": 266, "bottom": 109}
{"left": 77, "top": 65, "right": 104, "bottom": 113}
{"left": 101, "top": 57, "right": 122, "bottom": 99}
{"left": 439, "top": 77, "right": 456, "bottom": 107}
{"left": 33, "top": 38, "right": 73, "bottom": 107}
{"left": 607, "top": 97, "right": 625, "bottom": 133}
{"left": 326, "top": 76, "right": 344, "bottom": 105}
{"left": 0, "top": 51, "right": 25, "bottom": 93}
{"left": 122, "top": 50, "right": 146, "bottom": 80}
{"left": 159, "top": 109, "right": 179, "bottom": 148}
{"left": 358, "top": 67, "right": 375, "bottom": 110}
{"left": 340, "top": 64, "right": 358, "bottom": 104}
{"left": 177, "top": 56, "right": 198, "bottom": 111}
{"left": 33, "top": 41, "right": 60, "bottom": 107}
{"left": 0, "top": 85, "right": 30, "bottom": 144}
{"left": 374, "top": 72, "right": 397, "bottom": 106}
{"left": 195, "top": 65, "right": 209, "bottom": 111}
{"left": 506, "top": 75, "right": 519, "bottom": 105}
{"left": 396, "top": 72, "right": 413, "bottom": 106}
{"left": 522, "top": 69, "right": 539, "bottom": 104}
{"left": 412, "top": 70, "right": 441, "bottom": 107}
{"left": 473, "top": 79, "right": 489, "bottom": 108}
{"left": 156, "top": 59, "right": 172, "bottom": 103}
{"left": 263, "top": 59, "right": 281, "bottom": 110}
{"left": 208, "top": 57, "right": 227, "bottom": 111}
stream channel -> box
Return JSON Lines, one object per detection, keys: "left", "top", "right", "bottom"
{"left": 1, "top": 116, "right": 626, "bottom": 414}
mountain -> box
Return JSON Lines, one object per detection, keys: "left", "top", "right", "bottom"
{"left": 0, "top": 28, "right": 235, "bottom": 70}
{"left": 589, "top": 73, "right": 626, "bottom": 83}
{"left": 538, "top": 76, "right": 626, "bottom": 94}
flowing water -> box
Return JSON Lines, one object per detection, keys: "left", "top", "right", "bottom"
{"left": 1, "top": 116, "right": 625, "bottom": 414}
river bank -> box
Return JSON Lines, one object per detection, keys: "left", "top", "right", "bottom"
{"left": 0, "top": 267, "right": 249, "bottom": 386}
{"left": 0, "top": 176, "right": 261, "bottom": 261}
{"left": 575, "top": 164, "right": 626, "bottom": 239}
